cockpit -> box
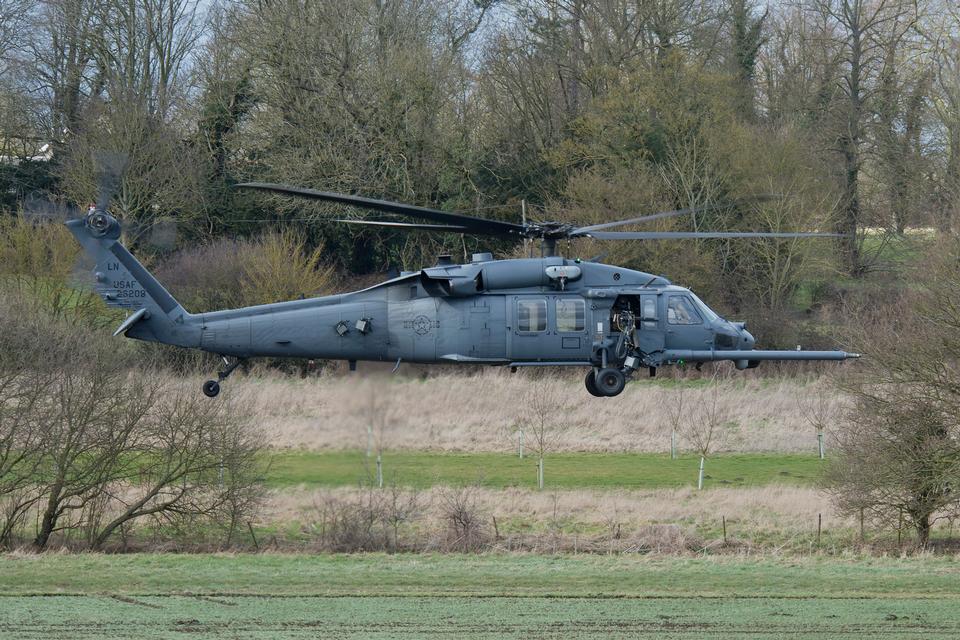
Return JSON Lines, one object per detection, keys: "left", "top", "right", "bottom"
{"left": 611, "top": 287, "right": 754, "bottom": 355}
{"left": 664, "top": 291, "right": 721, "bottom": 325}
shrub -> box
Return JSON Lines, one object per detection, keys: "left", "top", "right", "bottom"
{"left": 156, "top": 230, "right": 336, "bottom": 312}
{"left": 0, "top": 216, "right": 108, "bottom": 327}
{"left": 308, "top": 486, "right": 421, "bottom": 552}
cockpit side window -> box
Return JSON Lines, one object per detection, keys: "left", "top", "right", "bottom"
{"left": 667, "top": 295, "right": 703, "bottom": 325}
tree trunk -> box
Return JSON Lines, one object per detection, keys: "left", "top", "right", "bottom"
{"left": 839, "top": 139, "right": 862, "bottom": 275}
{"left": 33, "top": 487, "right": 62, "bottom": 550}
{"left": 840, "top": 15, "right": 865, "bottom": 276}
{"left": 915, "top": 513, "right": 931, "bottom": 548}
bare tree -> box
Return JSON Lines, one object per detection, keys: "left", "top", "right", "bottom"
{"left": 805, "top": 0, "right": 919, "bottom": 272}
{"left": 0, "top": 0, "right": 29, "bottom": 73}
{"left": 930, "top": 3, "right": 960, "bottom": 228}
{"left": 663, "top": 382, "right": 685, "bottom": 460}
{"left": 351, "top": 378, "right": 397, "bottom": 488}
{"left": 683, "top": 371, "right": 734, "bottom": 489}
{"left": 520, "top": 376, "right": 572, "bottom": 490}
{"left": 0, "top": 284, "right": 265, "bottom": 550}
{"left": 46, "top": 0, "right": 209, "bottom": 240}
{"left": 0, "top": 287, "right": 110, "bottom": 547}
{"left": 93, "top": 0, "right": 202, "bottom": 118}
{"left": 88, "top": 385, "right": 265, "bottom": 550}
{"left": 0, "top": 370, "right": 50, "bottom": 546}
{"left": 826, "top": 387, "right": 960, "bottom": 547}
{"left": 797, "top": 376, "right": 842, "bottom": 459}
{"left": 29, "top": 0, "right": 104, "bottom": 139}
{"left": 32, "top": 360, "right": 160, "bottom": 549}
{"left": 826, "top": 237, "right": 960, "bottom": 546}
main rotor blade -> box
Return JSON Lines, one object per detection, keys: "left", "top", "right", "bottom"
{"left": 335, "top": 219, "right": 472, "bottom": 233}
{"left": 571, "top": 195, "right": 783, "bottom": 235}
{"left": 235, "top": 182, "right": 527, "bottom": 237}
{"left": 583, "top": 231, "right": 844, "bottom": 240}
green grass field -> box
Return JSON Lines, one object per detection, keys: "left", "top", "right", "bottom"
{"left": 265, "top": 450, "right": 824, "bottom": 489}
{"left": 1, "top": 553, "right": 958, "bottom": 638}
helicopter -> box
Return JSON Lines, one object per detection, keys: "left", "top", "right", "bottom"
{"left": 66, "top": 182, "right": 859, "bottom": 398}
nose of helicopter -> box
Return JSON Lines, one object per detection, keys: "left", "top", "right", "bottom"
{"left": 730, "top": 322, "right": 755, "bottom": 349}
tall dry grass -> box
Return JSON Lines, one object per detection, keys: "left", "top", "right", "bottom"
{"left": 222, "top": 369, "right": 846, "bottom": 453}
{"left": 268, "top": 485, "right": 842, "bottom": 531}
{"left": 261, "top": 484, "right": 849, "bottom": 554}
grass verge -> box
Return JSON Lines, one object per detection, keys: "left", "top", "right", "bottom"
{"left": 265, "top": 451, "right": 824, "bottom": 490}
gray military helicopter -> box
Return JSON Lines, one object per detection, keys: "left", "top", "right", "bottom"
{"left": 66, "top": 182, "right": 859, "bottom": 398}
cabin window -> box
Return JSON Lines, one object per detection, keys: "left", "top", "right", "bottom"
{"left": 556, "top": 298, "right": 585, "bottom": 332}
{"left": 517, "top": 299, "right": 547, "bottom": 332}
{"left": 667, "top": 295, "right": 703, "bottom": 325}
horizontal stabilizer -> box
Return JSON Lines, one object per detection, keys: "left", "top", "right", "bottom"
{"left": 112, "top": 308, "right": 149, "bottom": 337}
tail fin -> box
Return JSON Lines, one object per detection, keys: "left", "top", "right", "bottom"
{"left": 66, "top": 212, "right": 199, "bottom": 347}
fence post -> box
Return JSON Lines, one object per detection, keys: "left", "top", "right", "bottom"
{"left": 722, "top": 515, "right": 727, "bottom": 544}
{"left": 817, "top": 513, "right": 822, "bottom": 545}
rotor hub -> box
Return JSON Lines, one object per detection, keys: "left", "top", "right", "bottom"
{"left": 86, "top": 210, "right": 121, "bottom": 239}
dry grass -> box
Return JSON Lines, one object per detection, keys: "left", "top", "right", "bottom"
{"left": 261, "top": 484, "right": 849, "bottom": 553}
{"left": 267, "top": 484, "right": 843, "bottom": 531}
{"left": 221, "top": 369, "right": 845, "bottom": 453}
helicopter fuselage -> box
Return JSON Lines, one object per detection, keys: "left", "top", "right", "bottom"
{"left": 189, "top": 256, "right": 740, "bottom": 367}
{"left": 68, "top": 213, "right": 858, "bottom": 398}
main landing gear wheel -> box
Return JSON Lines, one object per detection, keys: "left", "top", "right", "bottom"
{"left": 202, "top": 380, "right": 221, "bottom": 398}
{"left": 594, "top": 368, "right": 626, "bottom": 397}
{"left": 584, "top": 370, "right": 604, "bottom": 397}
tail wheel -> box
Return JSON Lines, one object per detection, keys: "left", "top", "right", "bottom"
{"left": 202, "top": 380, "right": 221, "bottom": 398}
{"left": 584, "top": 370, "right": 603, "bottom": 397}
{"left": 595, "top": 368, "right": 626, "bottom": 397}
